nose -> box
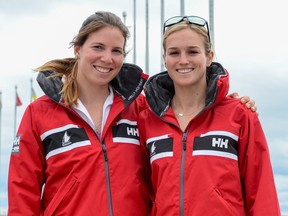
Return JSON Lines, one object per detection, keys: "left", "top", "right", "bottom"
{"left": 179, "top": 53, "right": 189, "bottom": 65}
{"left": 100, "top": 51, "right": 113, "bottom": 64}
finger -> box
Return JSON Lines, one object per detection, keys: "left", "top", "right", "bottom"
{"left": 240, "top": 96, "right": 250, "bottom": 103}
{"left": 246, "top": 99, "right": 255, "bottom": 109}
{"left": 229, "top": 92, "right": 239, "bottom": 98}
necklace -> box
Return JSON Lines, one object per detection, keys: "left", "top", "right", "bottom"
{"left": 175, "top": 111, "right": 196, "bottom": 117}
{"left": 176, "top": 112, "right": 194, "bottom": 117}
{"left": 172, "top": 99, "right": 196, "bottom": 117}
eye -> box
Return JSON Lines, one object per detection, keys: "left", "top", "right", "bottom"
{"left": 188, "top": 50, "right": 199, "bottom": 55}
{"left": 93, "top": 45, "right": 104, "bottom": 50}
{"left": 112, "top": 48, "right": 124, "bottom": 55}
{"left": 168, "top": 50, "right": 179, "bottom": 56}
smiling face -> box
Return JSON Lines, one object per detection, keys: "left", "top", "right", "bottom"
{"left": 74, "top": 26, "right": 125, "bottom": 88}
{"left": 164, "top": 27, "right": 213, "bottom": 88}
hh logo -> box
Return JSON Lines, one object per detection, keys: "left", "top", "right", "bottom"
{"left": 127, "top": 127, "right": 139, "bottom": 136}
{"left": 12, "top": 135, "right": 21, "bottom": 154}
{"left": 212, "top": 138, "right": 228, "bottom": 149}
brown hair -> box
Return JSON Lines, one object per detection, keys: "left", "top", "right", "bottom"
{"left": 163, "top": 20, "right": 212, "bottom": 57}
{"left": 35, "top": 11, "right": 130, "bottom": 105}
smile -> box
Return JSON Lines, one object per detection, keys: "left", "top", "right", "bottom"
{"left": 94, "top": 66, "right": 112, "bottom": 73}
{"left": 177, "top": 68, "right": 194, "bottom": 73}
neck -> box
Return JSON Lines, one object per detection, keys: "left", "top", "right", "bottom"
{"left": 172, "top": 99, "right": 204, "bottom": 117}
{"left": 172, "top": 88, "right": 206, "bottom": 118}
{"left": 78, "top": 85, "right": 110, "bottom": 107}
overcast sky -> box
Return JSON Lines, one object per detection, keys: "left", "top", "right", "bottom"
{"left": 0, "top": 0, "right": 287, "bottom": 214}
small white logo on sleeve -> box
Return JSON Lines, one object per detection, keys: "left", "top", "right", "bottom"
{"left": 12, "top": 135, "right": 21, "bottom": 154}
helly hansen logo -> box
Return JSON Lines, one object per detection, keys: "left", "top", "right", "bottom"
{"left": 193, "top": 131, "right": 239, "bottom": 160}
{"left": 146, "top": 134, "right": 173, "bottom": 163}
{"left": 12, "top": 134, "right": 21, "bottom": 154}
{"left": 62, "top": 131, "right": 72, "bottom": 146}
{"left": 212, "top": 138, "right": 229, "bottom": 149}
{"left": 112, "top": 119, "right": 140, "bottom": 145}
{"left": 127, "top": 127, "right": 139, "bottom": 137}
{"left": 151, "top": 142, "right": 156, "bottom": 156}
{"left": 41, "top": 124, "right": 90, "bottom": 160}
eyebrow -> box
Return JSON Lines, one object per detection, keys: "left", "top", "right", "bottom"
{"left": 90, "top": 42, "right": 123, "bottom": 50}
{"left": 167, "top": 45, "right": 200, "bottom": 50}
{"left": 90, "top": 42, "right": 104, "bottom": 46}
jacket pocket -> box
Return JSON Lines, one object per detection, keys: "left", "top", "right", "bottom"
{"left": 188, "top": 186, "right": 236, "bottom": 215}
{"left": 208, "top": 187, "right": 235, "bottom": 215}
{"left": 44, "top": 176, "right": 78, "bottom": 216}
{"left": 210, "top": 187, "right": 234, "bottom": 215}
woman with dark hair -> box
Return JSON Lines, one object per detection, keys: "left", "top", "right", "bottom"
{"left": 8, "top": 11, "right": 151, "bottom": 216}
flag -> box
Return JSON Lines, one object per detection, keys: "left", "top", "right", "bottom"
{"left": 16, "top": 92, "right": 22, "bottom": 106}
{"left": 31, "top": 86, "right": 37, "bottom": 101}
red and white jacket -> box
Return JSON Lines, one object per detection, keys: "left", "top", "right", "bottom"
{"left": 138, "top": 62, "right": 281, "bottom": 216}
{"left": 8, "top": 63, "right": 152, "bottom": 216}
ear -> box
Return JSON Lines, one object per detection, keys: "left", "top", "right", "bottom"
{"left": 74, "top": 45, "right": 80, "bottom": 57}
{"left": 206, "top": 50, "right": 214, "bottom": 67}
{"left": 162, "top": 53, "right": 166, "bottom": 65}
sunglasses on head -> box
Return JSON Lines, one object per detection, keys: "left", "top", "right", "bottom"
{"left": 163, "top": 15, "right": 211, "bottom": 45}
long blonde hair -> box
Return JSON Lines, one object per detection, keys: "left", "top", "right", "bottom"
{"left": 35, "top": 11, "right": 130, "bottom": 106}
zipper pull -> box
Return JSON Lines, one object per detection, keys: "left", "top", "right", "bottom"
{"left": 182, "top": 132, "right": 188, "bottom": 151}
{"left": 102, "top": 144, "right": 108, "bottom": 161}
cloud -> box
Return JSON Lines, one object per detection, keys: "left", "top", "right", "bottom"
{"left": 275, "top": 174, "right": 288, "bottom": 213}
{"left": 269, "top": 138, "right": 288, "bottom": 175}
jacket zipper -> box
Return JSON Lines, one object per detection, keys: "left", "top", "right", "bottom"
{"left": 101, "top": 143, "right": 114, "bottom": 216}
{"left": 180, "top": 131, "right": 188, "bottom": 216}
{"left": 65, "top": 107, "right": 115, "bottom": 216}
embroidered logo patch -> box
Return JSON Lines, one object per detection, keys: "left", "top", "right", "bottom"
{"left": 146, "top": 134, "right": 173, "bottom": 164}
{"left": 12, "top": 135, "right": 21, "bottom": 154}
{"left": 193, "top": 131, "right": 239, "bottom": 160}
{"left": 41, "top": 124, "right": 90, "bottom": 160}
{"left": 62, "top": 131, "right": 72, "bottom": 146}
{"left": 112, "top": 119, "right": 140, "bottom": 145}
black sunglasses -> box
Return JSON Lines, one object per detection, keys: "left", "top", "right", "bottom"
{"left": 163, "top": 15, "right": 211, "bottom": 45}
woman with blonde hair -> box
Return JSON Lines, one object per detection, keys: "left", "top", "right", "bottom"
{"left": 138, "top": 16, "right": 280, "bottom": 215}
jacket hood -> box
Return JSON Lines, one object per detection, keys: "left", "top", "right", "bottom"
{"left": 144, "top": 62, "right": 229, "bottom": 117}
{"left": 37, "top": 63, "right": 148, "bottom": 107}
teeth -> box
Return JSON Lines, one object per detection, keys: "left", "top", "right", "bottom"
{"left": 177, "top": 68, "right": 193, "bottom": 73}
{"left": 95, "top": 66, "right": 110, "bottom": 73}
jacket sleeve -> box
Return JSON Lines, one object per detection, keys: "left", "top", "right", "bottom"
{"left": 138, "top": 109, "right": 154, "bottom": 214}
{"left": 8, "top": 104, "right": 45, "bottom": 215}
{"left": 237, "top": 108, "right": 281, "bottom": 215}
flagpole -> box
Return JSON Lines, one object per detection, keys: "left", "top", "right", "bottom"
{"left": 14, "top": 85, "right": 17, "bottom": 136}
{"left": 133, "top": 0, "right": 136, "bottom": 64}
{"left": 160, "top": 0, "right": 165, "bottom": 71}
{"left": 180, "top": 0, "right": 185, "bottom": 16}
{"left": 145, "top": 0, "right": 149, "bottom": 74}
{"left": 209, "top": 0, "right": 215, "bottom": 47}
